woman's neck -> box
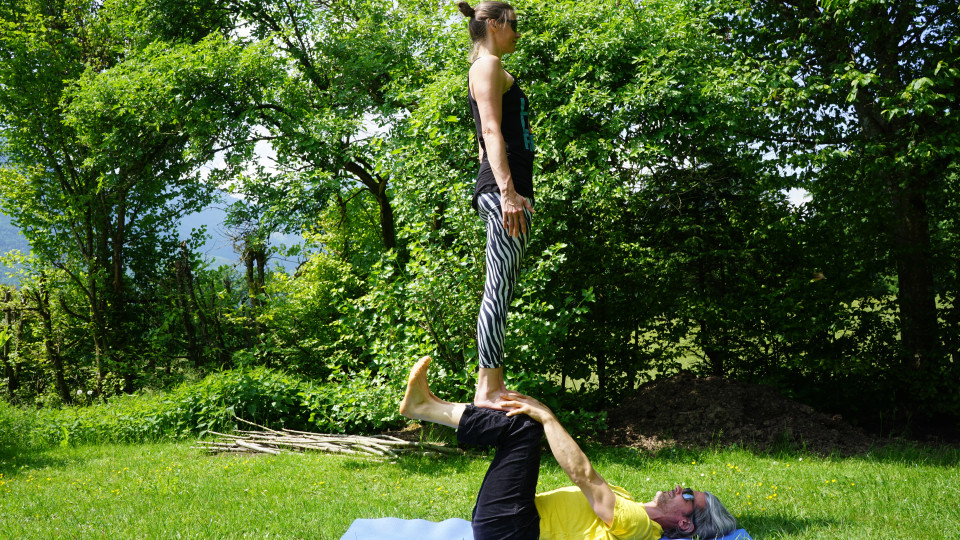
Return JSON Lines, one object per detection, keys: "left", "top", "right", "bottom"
{"left": 476, "top": 39, "right": 503, "bottom": 59}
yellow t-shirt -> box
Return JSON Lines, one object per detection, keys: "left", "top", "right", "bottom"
{"left": 534, "top": 485, "right": 663, "bottom": 540}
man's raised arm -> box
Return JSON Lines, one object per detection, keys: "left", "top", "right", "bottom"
{"left": 504, "top": 394, "right": 617, "bottom": 526}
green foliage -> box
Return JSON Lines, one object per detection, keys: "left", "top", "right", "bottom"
{"left": 0, "top": 399, "right": 34, "bottom": 452}
{"left": 1, "top": 0, "right": 958, "bottom": 437}
{"left": 0, "top": 366, "right": 404, "bottom": 451}
{"left": 0, "top": 0, "right": 275, "bottom": 399}
{"left": 299, "top": 369, "right": 403, "bottom": 434}
{"left": 713, "top": 0, "right": 960, "bottom": 429}
{"left": 155, "top": 368, "right": 313, "bottom": 437}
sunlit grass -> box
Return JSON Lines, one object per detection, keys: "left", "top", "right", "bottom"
{"left": 1, "top": 440, "right": 957, "bottom": 539}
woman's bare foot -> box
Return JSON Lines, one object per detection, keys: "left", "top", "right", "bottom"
{"left": 474, "top": 366, "right": 515, "bottom": 411}
{"left": 474, "top": 390, "right": 511, "bottom": 410}
{"left": 400, "top": 356, "right": 439, "bottom": 421}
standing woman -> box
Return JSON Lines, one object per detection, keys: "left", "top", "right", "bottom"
{"left": 458, "top": 2, "right": 536, "bottom": 409}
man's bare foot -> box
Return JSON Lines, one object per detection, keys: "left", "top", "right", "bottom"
{"left": 399, "top": 356, "right": 438, "bottom": 420}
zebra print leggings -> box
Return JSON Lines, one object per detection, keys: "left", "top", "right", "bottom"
{"left": 476, "top": 192, "right": 533, "bottom": 369}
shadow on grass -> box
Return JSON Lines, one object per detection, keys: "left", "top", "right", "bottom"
{"left": 583, "top": 440, "right": 960, "bottom": 468}
{"left": 390, "top": 451, "right": 484, "bottom": 476}
{"left": 738, "top": 513, "right": 837, "bottom": 536}
{"left": 0, "top": 446, "right": 79, "bottom": 478}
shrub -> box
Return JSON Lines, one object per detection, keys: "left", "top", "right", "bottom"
{"left": 156, "top": 367, "right": 317, "bottom": 437}
{"left": 300, "top": 369, "right": 403, "bottom": 434}
{"left": 0, "top": 399, "right": 38, "bottom": 454}
{"left": 0, "top": 366, "right": 408, "bottom": 450}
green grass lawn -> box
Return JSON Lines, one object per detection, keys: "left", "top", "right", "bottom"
{"left": 2, "top": 438, "right": 958, "bottom": 539}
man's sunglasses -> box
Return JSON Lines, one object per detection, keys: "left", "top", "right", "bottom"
{"left": 682, "top": 488, "right": 698, "bottom": 529}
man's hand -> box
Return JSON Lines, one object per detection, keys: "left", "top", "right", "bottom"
{"left": 502, "top": 393, "right": 556, "bottom": 425}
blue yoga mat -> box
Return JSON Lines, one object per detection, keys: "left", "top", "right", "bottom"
{"left": 340, "top": 518, "right": 474, "bottom": 540}
{"left": 340, "top": 517, "right": 753, "bottom": 540}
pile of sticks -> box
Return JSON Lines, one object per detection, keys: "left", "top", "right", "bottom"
{"left": 196, "top": 419, "right": 464, "bottom": 460}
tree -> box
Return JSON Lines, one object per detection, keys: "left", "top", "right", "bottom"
{"left": 718, "top": 0, "right": 960, "bottom": 422}
{"left": 212, "top": 0, "right": 443, "bottom": 255}
{"left": 385, "top": 0, "right": 785, "bottom": 405}
{"left": 0, "top": 0, "right": 274, "bottom": 392}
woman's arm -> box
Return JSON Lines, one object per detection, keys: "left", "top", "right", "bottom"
{"left": 469, "top": 56, "right": 533, "bottom": 237}
{"left": 504, "top": 394, "right": 617, "bottom": 527}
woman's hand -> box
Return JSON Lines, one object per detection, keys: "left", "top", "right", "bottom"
{"left": 500, "top": 189, "right": 533, "bottom": 237}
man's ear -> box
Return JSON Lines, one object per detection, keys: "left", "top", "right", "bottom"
{"left": 678, "top": 517, "right": 695, "bottom": 535}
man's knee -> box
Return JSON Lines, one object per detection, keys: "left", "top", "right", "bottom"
{"left": 509, "top": 413, "right": 544, "bottom": 444}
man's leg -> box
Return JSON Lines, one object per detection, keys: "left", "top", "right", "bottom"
{"left": 399, "top": 357, "right": 541, "bottom": 540}
{"left": 399, "top": 356, "right": 466, "bottom": 429}
{"left": 458, "top": 405, "right": 543, "bottom": 540}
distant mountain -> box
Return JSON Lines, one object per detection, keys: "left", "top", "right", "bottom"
{"left": 0, "top": 214, "right": 30, "bottom": 285}
{"left": 0, "top": 213, "right": 30, "bottom": 254}
{"left": 0, "top": 214, "right": 29, "bottom": 286}
{"left": 181, "top": 199, "right": 241, "bottom": 266}
{"left": 183, "top": 195, "right": 303, "bottom": 273}
{"left": 0, "top": 195, "right": 301, "bottom": 286}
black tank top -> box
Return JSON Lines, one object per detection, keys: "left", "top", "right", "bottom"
{"left": 468, "top": 72, "right": 535, "bottom": 208}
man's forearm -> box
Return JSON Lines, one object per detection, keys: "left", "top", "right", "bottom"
{"left": 542, "top": 417, "right": 595, "bottom": 485}
{"left": 504, "top": 394, "right": 617, "bottom": 526}
{"left": 542, "top": 416, "right": 616, "bottom": 526}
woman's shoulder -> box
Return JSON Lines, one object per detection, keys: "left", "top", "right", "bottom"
{"left": 470, "top": 56, "right": 514, "bottom": 94}
{"left": 470, "top": 55, "right": 504, "bottom": 76}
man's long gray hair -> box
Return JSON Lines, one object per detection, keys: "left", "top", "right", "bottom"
{"left": 663, "top": 491, "right": 737, "bottom": 539}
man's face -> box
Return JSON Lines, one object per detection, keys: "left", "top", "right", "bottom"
{"left": 654, "top": 485, "right": 705, "bottom": 533}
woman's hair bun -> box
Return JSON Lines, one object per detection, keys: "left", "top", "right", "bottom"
{"left": 457, "top": 2, "right": 475, "bottom": 18}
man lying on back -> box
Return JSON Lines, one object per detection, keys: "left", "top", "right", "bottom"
{"left": 400, "top": 356, "right": 737, "bottom": 540}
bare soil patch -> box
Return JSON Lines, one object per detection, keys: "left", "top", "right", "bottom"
{"left": 599, "top": 371, "right": 879, "bottom": 456}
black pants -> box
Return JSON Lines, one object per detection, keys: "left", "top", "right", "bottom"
{"left": 457, "top": 405, "right": 543, "bottom": 540}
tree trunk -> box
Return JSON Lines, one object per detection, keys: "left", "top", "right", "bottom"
{"left": 344, "top": 160, "right": 397, "bottom": 251}
{"left": 110, "top": 200, "right": 137, "bottom": 393}
{"left": 36, "top": 276, "right": 72, "bottom": 405}
{"left": 2, "top": 289, "right": 20, "bottom": 395}
{"left": 242, "top": 239, "right": 267, "bottom": 343}
{"left": 888, "top": 172, "right": 939, "bottom": 369}
{"left": 854, "top": 100, "right": 941, "bottom": 372}
{"left": 86, "top": 260, "right": 107, "bottom": 396}
{"left": 213, "top": 279, "right": 230, "bottom": 366}
{"left": 835, "top": 3, "right": 942, "bottom": 376}
{"left": 183, "top": 244, "right": 214, "bottom": 364}
{"left": 175, "top": 246, "right": 201, "bottom": 368}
